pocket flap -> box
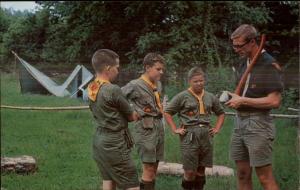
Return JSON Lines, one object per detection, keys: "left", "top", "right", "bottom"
{"left": 142, "top": 116, "right": 154, "bottom": 129}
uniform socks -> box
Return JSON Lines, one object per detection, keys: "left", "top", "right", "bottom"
{"left": 140, "top": 179, "right": 155, "bottom": 190}
{"left": 193, "top": 175, "right": 206, "bottom": 190}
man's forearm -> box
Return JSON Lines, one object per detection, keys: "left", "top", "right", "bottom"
{"left": 241, "top": 92, "right": 281, "bottom": 109}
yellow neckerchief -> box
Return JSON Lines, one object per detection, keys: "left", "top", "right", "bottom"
{"left": 88, "top": 77, "right": 110, "bottom": 102}
{"left": 140, "top": 74, "right": 163, "bottom": 113}
{"left": 188, "top": 87, "right": 205, "bottom": 114}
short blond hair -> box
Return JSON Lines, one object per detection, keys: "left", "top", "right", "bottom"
{"left": 231, "top": 24, "right": 258, "bottom": 41}
{"left": 187, "top": 67, "right": 205, "bottom": 81}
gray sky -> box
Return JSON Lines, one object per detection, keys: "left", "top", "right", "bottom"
{"left": 0, "top": 1, "right": 39, "bottom": 12}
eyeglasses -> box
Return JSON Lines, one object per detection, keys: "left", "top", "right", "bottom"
{"left": 232, "top": 38, "right": 253, "bottom": 49}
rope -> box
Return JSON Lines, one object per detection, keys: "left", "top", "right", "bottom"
{"left": 0, "top": 105, "right": 298, "bottom": 118}
{"left": 224, "top": 112, "right": 299, "bottom": 119}
{"left": 1, "top": 105, "right": 89, "bottom": 111}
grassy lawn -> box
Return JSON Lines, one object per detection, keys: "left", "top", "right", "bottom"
{"left": 1, "top": 73, "right": 299, "bottom": 190}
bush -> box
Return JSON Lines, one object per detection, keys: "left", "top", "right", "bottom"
{"left": 278, "top": 87, "right": 299, "bottom": 113}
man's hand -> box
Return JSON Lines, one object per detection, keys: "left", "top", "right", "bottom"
{"left": 173, "top": 128, "right": 186, "bottom": 135}
{"left": 129, "top": 111, "right": 141, "bottom": 122}
{"left": 225, "top": 92, "right": 244, "bottom": 109}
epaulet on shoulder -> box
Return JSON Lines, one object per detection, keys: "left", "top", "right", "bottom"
{"left": 133, "top": 78, "right": 140, "bottom": 84}
{"left": 88, "top": 80, "right": 101, "bottom": 102}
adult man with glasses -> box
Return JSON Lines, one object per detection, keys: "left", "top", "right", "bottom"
{"left": 225, "top": 24, "right": 283, "bottom": 190}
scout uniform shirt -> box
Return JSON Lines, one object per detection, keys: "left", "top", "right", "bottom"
{"left": 165, "top": 89, "right": 224, "bottom": 127}
{"left": 88, "top": 78, "right": 133, "bottom": 131}
{"left": 122, "top": 75, "right": 165, "bottom": 163}
{"left": 88, "top": 77, "right": 139, "bottom": 188}
{"left": 122, "top": 75, "right": 163, "bottom": 121}
{"left": 234, "top": 51, "right": 283, "bottom": 112}
{"left": 165, "top": 89, "right": 224, "bottom": 170}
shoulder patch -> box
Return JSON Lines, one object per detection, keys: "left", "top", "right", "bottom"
{"left": 88, "top": 81, "right": 101, "bottom": 102}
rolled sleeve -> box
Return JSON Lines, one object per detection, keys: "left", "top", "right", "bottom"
{"left": 212, "top": 95, "right": 225, "bottom": 116}
{"left": 165, "top": 94, "right": 182, "bottom": 115}
{"left": 262, "top": 65, "right": 283, "bottom": 94}
{"left": 113, "top": 86, "right": 133, "bottom": 117}
{"left": 121, "top": 82, "right": 139, "bottom": 100}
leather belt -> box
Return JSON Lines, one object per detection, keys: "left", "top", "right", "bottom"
{"left": 183, "top": 123, "right": 210, "bottom": 128}
{"left": 237, "top": 111, "right": 269, "bottom": 117}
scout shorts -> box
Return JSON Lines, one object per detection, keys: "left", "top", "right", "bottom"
{"left": 92, "top": 127, "right": 139, "bottom": 189}
{"left": 134, "top": 116, "right": 164, "bottom": 163}
{"left": 180, "top": 125, "right": 213, "bottom": 171}
{"left": 230, "top": 112, "right": 276, "bottom": 167}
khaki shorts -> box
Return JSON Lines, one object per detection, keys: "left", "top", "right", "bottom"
{"left": 92, "top": 128, "right": 139, "bottom": 189}
{"left": 134, "top": 117, "right": 164, "bottom": 163}
{"left": 230, "top": 112, "right": 276, "bottom": 167}
{"left": 180, "top": 125, "right": 213, "bottom": 171}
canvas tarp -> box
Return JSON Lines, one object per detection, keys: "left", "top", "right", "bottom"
{"left": 14, "top": 53, "right": 93, "bottom": 101}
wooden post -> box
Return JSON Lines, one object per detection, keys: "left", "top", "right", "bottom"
{"left": 1, "top": 155, "right": 37, "bottom": 174}
{"left": 157, "top": 162, "right": 234, "bottom": 176}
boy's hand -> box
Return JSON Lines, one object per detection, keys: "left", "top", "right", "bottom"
{"left": 132, "top": 111, "right": 141, "bottom": 121}
{"left": 209, "top": 127, "right": 220, "bottom": 136}
{"left": 173, "top": 128, "right": 186, "bottom": 135}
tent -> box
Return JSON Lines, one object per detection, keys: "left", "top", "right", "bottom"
{"left": 13, "top": 52, "right": 93, "bottom": 101}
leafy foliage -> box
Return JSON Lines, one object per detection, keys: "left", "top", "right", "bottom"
{"left": 1, "top": 2, "right": 298, "bottom": 67}
{"left": 0, "top": 2, "right": 298, "bottom": 107}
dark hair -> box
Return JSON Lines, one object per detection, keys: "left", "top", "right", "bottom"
{"left": 92, "top": 49, "right": 119, "bottom": 72}
{"left": 187, "top": 66, "right": 205, "bottom": 81}
{"left": 143, "top": 52, "right": 165, "bottom": 69}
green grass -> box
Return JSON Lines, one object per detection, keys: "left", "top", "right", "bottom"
{"left": 1, "top": 73, "right": 299, "bottom": 190}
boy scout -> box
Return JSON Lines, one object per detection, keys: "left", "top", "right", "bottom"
{"left": 164, "top": 67, "right": 225, "bottom": 190}
{"left": 226, "top": 24, "right": 282, "bottom": 190}
{"left": 88, "top": 49, "right": 140, "bottom": 190}
{"left": 122, "top": 53, "right": 165, "bottom": 190}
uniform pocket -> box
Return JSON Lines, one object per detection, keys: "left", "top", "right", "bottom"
{"left": 248, "top": 115, "right": 275, "bottom": 140}
{"left": 135, "top": 120, "right": 153, "bottom": 138}
{"left": 264, "top": 115, "right": 276, "bottom": 141}
{"left": 180, "top": 131, "right": 192, "bottom": 145}
{"left": 139, "top": 95, "right": 153, "bottom": 106}
{"left": 186, "top": 103, "right": 198, "bottom": 110}
{"left": 141, "top": 116, "right": 154, "bottom": 129}
{"left": 184, "top": 103, "right": 198, "bottom": 116}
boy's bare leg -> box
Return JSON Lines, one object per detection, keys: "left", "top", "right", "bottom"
{"left": 102, "top": 180, "right": 116, "bottom": 190}
{"left": 153, "top": 161, "right": 159, "bottom": 176}
{"left": 184, "top": 170, "right": 196, "bottom": 181}
{"left": 142, "top": 163, "right": 157, "bottom": 181}
{"left": 140, "top": 163, "right": 157, "bottom": 189}
{"left": 126, "top": 187, "right": 140, "bottom": 190}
